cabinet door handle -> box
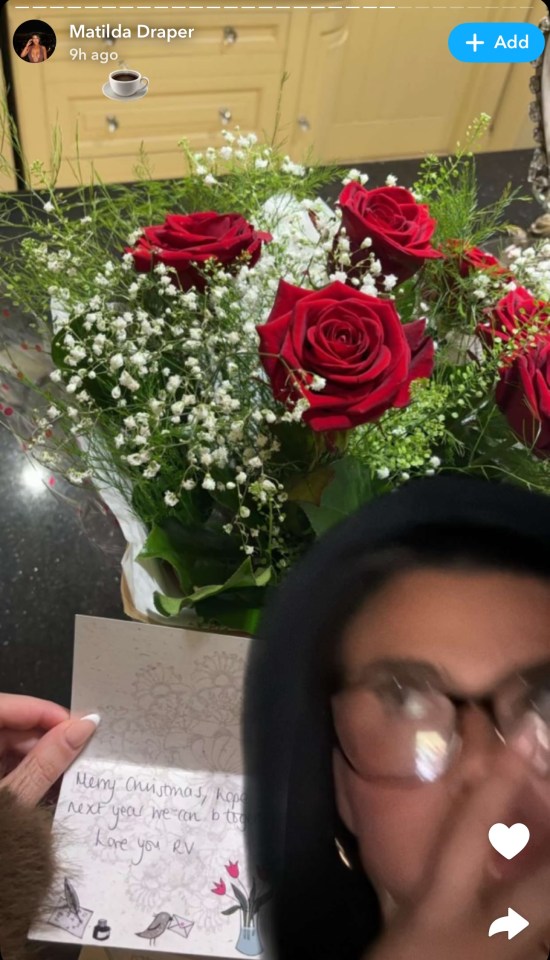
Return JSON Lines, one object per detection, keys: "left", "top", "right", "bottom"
{"left": 219, "top": 108, "right": 232, "bottom": 125}
{"left": 223, "top": 25, "right": 238, "bottom": 45}
{"left": 106, "top": 115, "right": 119, "bottom": 134}
{"left": 297, "top": 116, "right": 311, "bottom": 132}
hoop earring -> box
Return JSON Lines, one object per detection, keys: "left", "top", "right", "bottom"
{"left": 335, "top": 836, "right": 353, "bottom": 870}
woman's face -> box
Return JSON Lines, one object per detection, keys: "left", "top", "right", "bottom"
{"left": 332, "top": 568, "right": 550, "bottom": 915}
{"left": 31, "top": 36, "right": 40, "bottom": 44}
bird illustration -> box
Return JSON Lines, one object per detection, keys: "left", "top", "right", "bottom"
{"left": 136, "top": 911, "right": 173, "bottom": 945}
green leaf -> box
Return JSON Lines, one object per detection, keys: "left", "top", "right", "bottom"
{"left": 139, "top": 523, "right": 195, "bottom": 594}
{"left": 268, "top": 421, "right": 316, "bottom": 469}
{"left": 194, "top": 596, "right": 265, "bottom": 634}
{"left": 286, "top": 465, "right": 334, "bottom": 507}
{"left": 186, "top": 559, "right": 271, "bottom": 604}
{"left": 139, "top": 517, "right": 242, "bottom": 594}
{"left": 153, "top": 559, "right": 272, "bottom": 621}
{"left": 221, "top": 905, "right": 241, "bottom": 916}
{"left": 51, "top": 329, "right": 68, "bottom": 370}
{"left": 299, "top": 457, "right": 375, "bottom": 536}
{"left": 154, "top": 593, "right": 189, "bottom": 617}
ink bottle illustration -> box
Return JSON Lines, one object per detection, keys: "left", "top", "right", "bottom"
{"left": 93, "top": 919, "right": 111, "bottom": 941}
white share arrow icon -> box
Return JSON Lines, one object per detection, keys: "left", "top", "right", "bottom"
{"left": 488, "top": 908, "right": 529, "bottom": 940}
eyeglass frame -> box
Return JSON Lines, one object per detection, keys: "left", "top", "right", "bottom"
{"left": 330, "top": 656, "right": 550, "bottom": 784}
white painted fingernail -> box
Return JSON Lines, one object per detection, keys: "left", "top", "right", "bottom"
{"left": 81, "top": 713, "right": 101, "bottom": 726}
{"left": 66, "top": 713, "right": 101, "bottom": 749}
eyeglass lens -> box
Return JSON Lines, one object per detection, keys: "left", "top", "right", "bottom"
{"left": 332, "top": 664, "right": 550, "bottom": 783}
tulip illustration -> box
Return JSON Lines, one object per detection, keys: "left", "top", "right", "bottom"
{"left": 213, "top": 861, "right": 273, "bottom": 956}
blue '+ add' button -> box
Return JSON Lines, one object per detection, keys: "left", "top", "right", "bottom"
{"left": 448, "top": 22, "right": 545, "bottom": 63}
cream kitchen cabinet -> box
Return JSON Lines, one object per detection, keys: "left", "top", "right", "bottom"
{"left": 1, "top": 0, "right": 542, "bottom": 189}
{"left": 287, "top": 1, "right": 540, "bottom": 164}
{"left": 4, "top": 6, "right": 293, "bottom": 187}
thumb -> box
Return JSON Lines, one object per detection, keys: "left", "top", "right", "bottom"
{"left": 1, "top": 713, "right": 100, "bottom": 807}
{"left": 425, "top": 751, "right": 527, "bottom": 913}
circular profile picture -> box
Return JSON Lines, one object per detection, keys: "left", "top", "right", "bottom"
{"left": 13, "top": 20, "right": 56, "bottom": 63}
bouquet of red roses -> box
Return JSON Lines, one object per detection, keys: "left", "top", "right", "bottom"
{"left": 1, "top": 117, "right": 549, "bottom": 632}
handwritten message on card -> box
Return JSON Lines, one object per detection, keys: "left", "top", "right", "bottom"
{"left": 29, "top": 616, "right": 270, "bottom": 957}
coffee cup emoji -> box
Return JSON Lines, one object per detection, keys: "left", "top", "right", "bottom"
{"left": 109, "top": 69, "right": 149, "bottom": 96}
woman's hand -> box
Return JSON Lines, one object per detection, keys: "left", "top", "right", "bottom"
{"left": 367, "top": 754, "right": 550, "bottom": 960}
{"left": 0, "top": 694, "right": 99, "bottom": 806}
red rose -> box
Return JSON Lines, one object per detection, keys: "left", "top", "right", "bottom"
{"left": 336, "top": 183, "right": 442, "bottom": 285}
{"left": 496, "top": 342, "right": 550, "bottom": 458}
{"left": 446, "top": 241, "right": 509, "bottom": 279}
{"left": 477, "top": 287, "right": 549, "bottom": 352}
{"left": 127, "top": 212, "right": 271, "bottom": 291}
{"left": 257, "top": 279, "right": 434, "bottom": 432}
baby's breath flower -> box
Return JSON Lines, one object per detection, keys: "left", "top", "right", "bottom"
{"left": 120, "top": 370, "right": 140, "bottom": 392}
{"left": 143, "top": 461, "right": 161, "bottom": 479}
{"left": 167, "top": 375, "right": 182, "bottom": 392}
{"left": 347, "top": 168, "right": 369, "bottom": 186}
{"left": 110, "top": 353, "right": 124, "bottom": 371}
{"left": 164, "top": 491, "right": 179, "bottom": 507}
{"left": 310, "top": 375, "right": 326, "bottom": 392}
{"left": 370, "top": 259, "right": 382, "bottom": 277}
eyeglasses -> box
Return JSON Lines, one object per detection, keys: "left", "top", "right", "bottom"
{"left": 331, "top": 658, "right": 550, "bottom": 784}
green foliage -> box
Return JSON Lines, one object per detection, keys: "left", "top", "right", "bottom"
{"left": 300, "top": 457, "right": 387, "bottom": 536}
{"left": 1, "top": 107, "right": 549, "bottom": 634}
{"left": 412, "top": 115, "right": 530, "bottom": 337}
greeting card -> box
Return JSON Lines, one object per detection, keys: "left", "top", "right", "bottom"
{"left": 29, "top": 616, "right": 271, "bottom": 957}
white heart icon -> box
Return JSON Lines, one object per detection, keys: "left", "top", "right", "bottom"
{"left": 488, "top": 823, "right": 530, "bottom": 860}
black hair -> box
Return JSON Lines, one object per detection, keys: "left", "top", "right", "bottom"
{"left": 244, "top": 476, "right": 550, "bottom": 960}
{"left": 323, "top": 520, "right": 550, "bottom": 690}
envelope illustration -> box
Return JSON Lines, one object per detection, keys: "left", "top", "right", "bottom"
{"left": 168, "top": 915, "right": 195, "bottom": 938}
